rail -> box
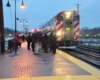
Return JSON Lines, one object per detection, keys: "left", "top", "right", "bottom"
{"left": 78, "top": 41, "right": 100, "bottom": 50}
{"left": 0, "top": 40, "right": 14, "bottom": 54}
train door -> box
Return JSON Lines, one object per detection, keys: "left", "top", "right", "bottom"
{"left": 64, "top": 21, "right": 74, "bottom": 41}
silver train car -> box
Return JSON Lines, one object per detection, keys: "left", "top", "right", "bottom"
{"left": 40, "top": 10, "right": 80, "bottom": 49}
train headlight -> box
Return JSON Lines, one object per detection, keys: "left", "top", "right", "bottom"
{"left": 56, "top": 31, "right": 61, "bottom": 36}
{"left": 64, "top": 11, "right": 72, "bottom": 19}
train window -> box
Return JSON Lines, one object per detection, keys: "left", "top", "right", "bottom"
{"left": 56, "top": 16, "right": 63, "bottom": 21}
{"left": 65, "top": 22, "right": 72, "bottom": 30}
{"left": 74, "top": 15, "right": 79, "bottom": 21}
{"left": 65, "top": 24, "right": 70, "bottom": 30}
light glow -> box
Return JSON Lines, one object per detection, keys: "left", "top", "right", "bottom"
{"left": 56, "top": 31, "right": 61, "bottom": 36}
{"left": 20, "top": 1, "right": 25, "bottom": 9}
{"left": 64, "top": 11, "right": 72, "bottom": 19}
{"left": 20, "top": 4, "right": 25, "bottom": 8}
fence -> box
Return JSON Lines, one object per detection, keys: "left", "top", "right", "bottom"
{"left": 78, "top": 41, "right": 100, "bottom": 50}
{"left": 0, "top": 40, "right": 14, "bottom": 54}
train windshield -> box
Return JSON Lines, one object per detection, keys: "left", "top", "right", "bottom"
{"left": 65, "top": 22, "right": 72, "bottom": 30}
{"left": 56, "top": 16, "right": 63, "bottom": 21}
{"left": 64, "top": 22, "right": 73, "bottom": 40}
{"left": 65, "top": 24, "right": 70, "bottom": 30}
{"left": 74, "top": 15, "right": 79, "bottom": 21}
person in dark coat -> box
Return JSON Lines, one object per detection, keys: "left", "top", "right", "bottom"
{"left": 43, "top": 34, "right": 49, "bottom": 53}
{"left": 8, "top": 39, "right": 13, "bottom": 53}
{"left": 18, "top": 36, "right": 22, "bottom": 48}
{"left": 22, "top": 35, "right": 25, "bottom": 42}
{"left": 49, "top": 32, "right": 57, "bottom": 54}
{"left": 31, "top": 33, "right": 35, "bottom": 53}
{"left": 26, "top": 33, "right": 32, "bottom": 50}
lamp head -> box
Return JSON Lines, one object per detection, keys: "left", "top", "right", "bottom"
{"left": 26, "top": 21, "right": 28, "bottom": 24}
{"left": 20, "top": 0, "right": 25, "bottom": 8}
{"left": 20, "top": 20, "right": 22, "bottom": 24}
{"left": 6, "top": 0, "right": 11, "bottom": 7}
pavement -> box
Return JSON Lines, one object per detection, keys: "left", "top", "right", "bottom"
{"left": 0, "top": 42, "right": 100, "bottom": 80}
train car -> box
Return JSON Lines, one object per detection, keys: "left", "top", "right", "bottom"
{"left": 40, "top": 10, "right": 80, "bottom": 49}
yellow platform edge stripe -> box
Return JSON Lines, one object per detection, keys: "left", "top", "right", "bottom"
{"left": 0, "top": 75, "right": 99, "bottom": 80}
{"left": 57, "top": 49, "right": 100, "bottom": 79}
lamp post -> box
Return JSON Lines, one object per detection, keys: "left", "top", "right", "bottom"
{"left": 20, "top": 19, "right": 28, "bottom": 33}
{"left": 6, "top": 0, "right": 25, "bottom": 33}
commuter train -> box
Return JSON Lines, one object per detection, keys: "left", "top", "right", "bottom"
{"left": 40, "top": 10, "right": 80, "bottom": 48}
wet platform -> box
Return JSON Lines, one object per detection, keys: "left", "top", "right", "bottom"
{"left": 0, "top": 42, "right": 100, "bottom": 80}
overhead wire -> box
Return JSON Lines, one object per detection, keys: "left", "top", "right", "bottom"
{"left": 80, "top": 0, "right": 99, "bottom": 11}
{"left": 78, "top": 0, "right": 100, "bottom": 29}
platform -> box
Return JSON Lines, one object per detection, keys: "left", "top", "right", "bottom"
{"left": 0, "top": 42, "right": 100, "bottom": 80}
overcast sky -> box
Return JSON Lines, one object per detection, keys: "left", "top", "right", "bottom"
{"left": 3, "top": 0, "right": 100, "bottom": 31}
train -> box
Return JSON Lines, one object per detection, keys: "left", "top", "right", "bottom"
{"left": 40, "top": 10, "right": 80, "bottom": 49}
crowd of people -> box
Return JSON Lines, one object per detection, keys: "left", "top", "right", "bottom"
{"left": 26, "top": 31, "right": 57, "bottom": 54}
{"left": 11, "top": 31, "right": 57, "bottom": 55}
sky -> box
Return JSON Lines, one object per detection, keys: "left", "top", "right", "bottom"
{"left": 3, "top": 0, "right": 100, "bottom": 31}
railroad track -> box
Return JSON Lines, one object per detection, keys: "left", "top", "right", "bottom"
{"left": 62, "top": 48, "right": 100, "bottom": 69}
{"left": 77, "top": 46, "right": 100, "bottom": 53}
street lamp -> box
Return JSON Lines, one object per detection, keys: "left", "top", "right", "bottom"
{"left": 24, "top": 25, "right": 29, "bottom": 33}
{"left": 6, "top": 0, "right": 25, "bottom": 33}
{"left": 20, "top": 19, "right": 28, "bottom": 33}
{"left": 20, "top": 0, "right": 25, "bottom": 8}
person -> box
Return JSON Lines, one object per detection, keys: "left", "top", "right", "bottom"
{"left": 8, "top": 39, "right": 13, "bottom": 53}
{"left": 41, "top": 34, "right": 49, "bottom": 53}
{"left": 18, "top": 36, "right": 22, "bottom": 48}
{"left": 22, "top": 35, "right": 25, "bottom": 42}
{"left": 41, "top": 34, "right": 45, "bottom": 50}
{"left": 49, "top": 32, "right": 57, "bottom": 54}
{"left": 26, "top": 32, "right": 32, "bottom": 50}
{"left": 32, "top": 31, "right": 43, "bottom": 54}
{"left": 34, "top": 38, "right": 40, "bottom": 54}
{"left": 31, "top": 33, "right": 35, "bottom": 53}
{"left": 31, "top": 31, "right": 43, "bottom": 54}
{"left": 14, "top": 33, "right": 20, "bottom": 54}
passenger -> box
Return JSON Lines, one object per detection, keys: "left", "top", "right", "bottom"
{"left": 26, "top": 33, "right": 32, "bottom": 50}
{"left": 31, "top": 33, "right": 35, "bottom": 53}
{"left": 22, "top": 35, "right": 25, "bottom": 42}
{"left": 18, "top": 36, "right": 22, "bottom": 48}
{"left": 41, "top": 34, "right": 45, "bottom": 50}
{"left": 34, "top": 38, "right": 40, "bottom": 55}
{"left": 44, "top": 34, "right": 49, "bottom": 53}
{"left": 8, "top": 39, "right": 13, "bottom": 53}
{"left": 14, "top": 33, "right": 20, "bottom": 54}
{"left": 49, "top": 32, "right": 57, "bottom": 54}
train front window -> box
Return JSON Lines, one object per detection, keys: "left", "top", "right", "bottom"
{"left": 56, "top": 16, "right": 63, "bottom": 21}
{"left": 74, "top": 15, "right": 79, "bottom": 21}
{"left": 65, "top": 22, "right": 72, "bottom": 30}
{"left": 66, "top": 24, "right": 70, "bottom": 30}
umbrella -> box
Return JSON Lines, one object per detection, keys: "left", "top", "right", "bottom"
{"left": 33, "top": 31, "right": 43, "bottom": 39}
{"left": 31, "top": 28, "right": 40, "bottom": 33}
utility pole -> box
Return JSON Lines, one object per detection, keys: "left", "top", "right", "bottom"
{"left": 76, "top": 4, "right": 81, "bottom": 14}
{"left": 0, "top": 0, "right": 5, "bottom": 53}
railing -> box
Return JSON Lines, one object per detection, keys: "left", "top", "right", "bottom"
{"left": 0, "top": 40, "right": 14, "bottom": 54}
{"left": 78, "top": 41, "right": 100, "bottom": 50}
